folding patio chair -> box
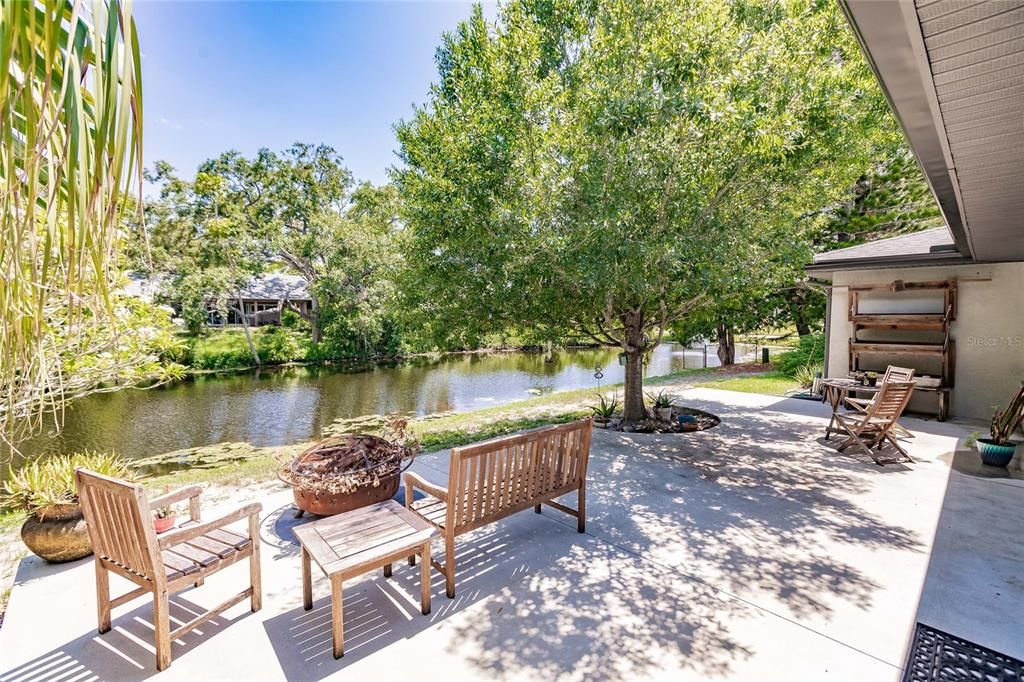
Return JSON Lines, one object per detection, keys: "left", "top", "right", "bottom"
{"left": 834, "top": 381, "right": 916, "bottom": 465}
{"left": 844, "top": 366, "right": 916, "bottom": 439}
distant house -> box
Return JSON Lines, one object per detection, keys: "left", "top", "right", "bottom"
{"left": 123, "top": 272, "right": 313, "bottom": 327}
{"left": 208, "top": 273, "right": 313, "bottom": 327}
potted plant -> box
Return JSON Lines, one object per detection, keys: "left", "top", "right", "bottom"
{"left": 153, "top": 505, "right": 178, "bottom": 534}
{"left": 589, "top": 393, "right": 620, "bottom": 427}
{"left": 646, "top": 390, "right": 675, "bottom": 422}
{"left": 865, "top": 371, "right": 879, "bottom": 387}
{"left": 974, "top": 384, "right": 1024, "bottom": 467}
{"left": 279, "top": 415, "right": 419, "bottom": 517}
{"left": 1, "top": 452, "right": 136, "bottom": 563}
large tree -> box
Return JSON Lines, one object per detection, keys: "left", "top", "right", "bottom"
{"left": 394, "top": 0, "right": 895, "bottom": 423}
{"left": 198, "top": 144, "right": 397, "bottom": 345}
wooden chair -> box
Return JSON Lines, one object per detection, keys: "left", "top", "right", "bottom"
{"left": 404, "top": 418, "right": 592, "bottom": 598}
{"left": 833, "top": 381, "right": 916, "bottom": 465}
{"left": 844, "top": 366, "right": 916, "bottom": 439}
{"left": 75, "top": 469, "right": 262, "bottom": 671}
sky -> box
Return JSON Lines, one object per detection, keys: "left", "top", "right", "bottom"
{"left": 135, "top": 1, "right": 496, "bottom": 196}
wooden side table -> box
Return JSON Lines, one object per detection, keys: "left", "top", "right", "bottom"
{"left": 293, "top": 499, "right": 437, "bottom": 659}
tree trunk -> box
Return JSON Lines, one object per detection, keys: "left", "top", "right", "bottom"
{"left": 236, "top": 291, "right": 262, "bottom": 367}
{"left": 716, "top": 324, "right": 735, "bottom": 366}
{"left": 309, "top": 296, "right": 322, "bottom": 344}
{"left": 621, "top": 311, "right": 647, "bottom": 424}
{"left": 544, "top": 340, "right": 554, "bottom": 363}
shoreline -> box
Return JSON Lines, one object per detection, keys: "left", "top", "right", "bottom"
{"left": 0, "top": 363, "right": 792, "bottom": 617}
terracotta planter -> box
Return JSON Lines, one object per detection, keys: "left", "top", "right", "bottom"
{"left": 154, "top": 514, "right": 177, "bottom": 534}
{"left": 292, "top": 471, "right": 400, "bottom": 516}
{"left": 21, "top": 506, "right": 92, "bottom": 563}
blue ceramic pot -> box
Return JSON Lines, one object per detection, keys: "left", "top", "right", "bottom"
{"left": 975, "top": 439, "right": 1017, "bottom": 467}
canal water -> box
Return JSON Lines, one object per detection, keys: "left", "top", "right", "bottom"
{"left": 7, "top": 342, "right": 757, "bottom": 467}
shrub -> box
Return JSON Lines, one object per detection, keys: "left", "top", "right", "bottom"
{"left": 257, "top": 326, "right": 305, "bottom": 364}
{"left": 2, "top": 452, "right": 136, "bottom": 519}
{"left": 793, "top": 363, "right": 823, "bottom": 389}
{"left": 775, "top": 332, "right": 825, "bottom": 378}
{"left": 590, "top": 393, "right": 620, "bottom": 421}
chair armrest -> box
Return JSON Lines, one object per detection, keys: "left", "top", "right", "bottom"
{"left": 158, "top": 503, "right": 262, "bottom": 550}
{"left": 404, "top": 472, "right": 448, "bottom": 502}
{"left": 150, "top": 485, "right": 204, "bottom": 521}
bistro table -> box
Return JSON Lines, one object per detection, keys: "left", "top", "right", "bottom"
{"left": 820, "top": 377, "right": 881, "bottom": 440}
{"left": 293, "top": 500, "right": 437, "bottom": 659}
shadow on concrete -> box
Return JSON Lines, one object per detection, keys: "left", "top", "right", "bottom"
{"left": 263, "top": 515, "right": 754, "bottom": 681}
{"left": 0, "top": 584, "right": 254, "bottom": 682}
{"left": 910, "top": 446, "right": 1024, "bottom": 663}
{"left": 262, "top": 397, "right": 925, "bottom": 680}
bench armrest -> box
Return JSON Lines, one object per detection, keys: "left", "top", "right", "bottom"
{"left": 158, "top": 503, "right": 262, "bottom": 550}
{"left": 150, "top": 485, "right": 204, "bottom": 521}
{"left": 404, "top": 472, "right": 448, "bottom": 502}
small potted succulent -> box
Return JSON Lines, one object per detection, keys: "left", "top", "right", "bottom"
{"left": 153, "top": 505, "right": 178, "bottom": 534}
{"left": 1, "top": 452, "right": 136, "bottom": 563}
{"left": 973, "top": 384, "right": 1024, "bottom": 467}
{"left": 865, "top": 371, "right": 879, "bottom": 387}
{"left": 646, "top": 390, "right": 675, "bottom": 422}
{"left": 589, "top": 393, "right": 620, "bottom": 427}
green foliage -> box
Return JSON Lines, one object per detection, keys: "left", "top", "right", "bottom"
{"left": 418, "top": 412, "right": 589, "bottom": 453}
{"left": 143, "top": 147, "right": 402, "bottom": 359}
{"left": 187, "top": 329, "right": 313, "bottom": 370}
{"left": 1, "top": 452, "right": 136, "bottom": 519}
{"left": 819, "top": 151, "right": 943, "bottom": 248}
{"left": 775, "top": 332, "right": 826, "bottom": 378}
{"left": 793, "top": 363, "right": 822, "bottom": 390}
{"left": 2, "top": 0, "right": 148, "bottom": 444}
{"left": 695, "top": 373, "right": 798, "bottom": 396}
{"left": 590, "top": 393, "right": 621, "bottom": 421}
{"left": 646, "top": 390, "right": 675, "bottom": 409}
{"left": 394, "top": 0, "right": 897, "bottom": 421}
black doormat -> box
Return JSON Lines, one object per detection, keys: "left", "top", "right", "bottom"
{"left": 903, "top": 623, "right": 1024, "bottom": 682}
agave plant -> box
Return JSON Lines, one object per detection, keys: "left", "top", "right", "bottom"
{"left": 645, "top": 390, "right": 675, "bottom": 410}
{"left": 1, "top": 0, "right": 146, "bottom": 445}
{"left": 590, "top": 393, "right": 620, "bottom": 422}
{"left": 1, "top": 451, "right": 136, "bottom": 520}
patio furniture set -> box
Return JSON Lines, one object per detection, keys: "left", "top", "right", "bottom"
{"left": 821, "top": 365, "right": 918, "bottom": 465}
{"left": 73, "top": 418, "right": 594, "bottom": 671}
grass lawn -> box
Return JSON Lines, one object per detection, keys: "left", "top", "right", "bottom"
{"left": 694, "top": 372, "right": 800, "bottom": 396}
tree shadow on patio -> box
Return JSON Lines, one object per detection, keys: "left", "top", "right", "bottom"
{"left": 0, "top": 588, "right": 252, "bottom": 682}
{"left": 263, "top": 514, "right": 754, "bottom": 681}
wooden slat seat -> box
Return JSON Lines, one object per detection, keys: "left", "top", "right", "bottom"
{"left": 76, "top": 469, "right": 263, "bottom": 671}
{"left": 409, "top": 495, "right": 448, "bottom": 528}
{"left": 404, "top": 418, "right": 592, "bottom": 598}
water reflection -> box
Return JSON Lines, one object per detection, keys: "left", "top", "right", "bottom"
{"left": 8, "top": 342, "right": 754, "bottom": 466}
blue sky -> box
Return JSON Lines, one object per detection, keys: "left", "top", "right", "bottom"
{"left": 135, "top": 1, "right": 495, "bottom": 196}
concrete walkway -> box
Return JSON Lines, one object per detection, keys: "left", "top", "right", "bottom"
{"left": 1, "top": 389, "right": 1021, "bottom": 681}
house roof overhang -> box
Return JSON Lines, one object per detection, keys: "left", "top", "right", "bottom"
{"left": 838, "top": 0, "right": 1024, "bottom": 263}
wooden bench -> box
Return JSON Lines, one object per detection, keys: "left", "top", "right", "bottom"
{"left": 404, "top": 417, "right": 593, "bottom": 598}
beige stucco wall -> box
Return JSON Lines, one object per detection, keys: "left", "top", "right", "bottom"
{"left": 827, "top": 262, "right": 1024, "bottom": 420}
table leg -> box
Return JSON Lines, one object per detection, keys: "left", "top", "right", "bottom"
{"left": 301, "top": 547, "right": 312, "bottom": 611}
{"left": 420, "top": 543, "right": 431, "bottom": 615}
{"left": 824, "top": 386, "right": 840, "bottom": 440}
{"left": 331, "top": 575, "right": 344, "bottom": 659}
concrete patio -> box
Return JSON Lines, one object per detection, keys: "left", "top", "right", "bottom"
{"left": 1, "top": 388, "right": 1021, "bottom": 681}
